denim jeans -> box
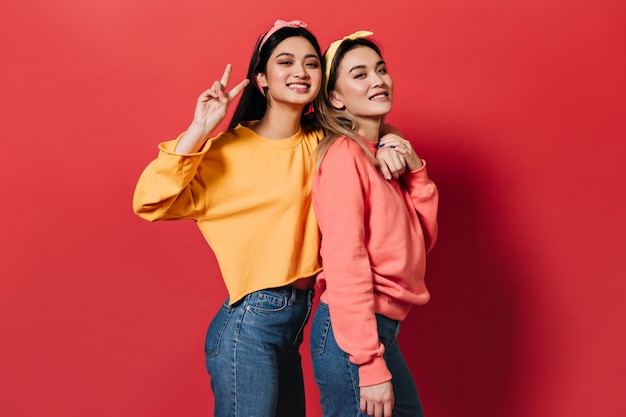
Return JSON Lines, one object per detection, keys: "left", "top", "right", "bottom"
{"left": 205, "top": 286, "right": 314, "bottom": 417}
{"left": 310, "top": 302, "right": 424, "bottom": 417}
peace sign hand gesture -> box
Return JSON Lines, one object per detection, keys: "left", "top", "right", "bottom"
{"left": 176, "top": 64, "right": 249, "bottom": 154}
{"left": 191, "top": 64, "right": 249, "bottom": 132}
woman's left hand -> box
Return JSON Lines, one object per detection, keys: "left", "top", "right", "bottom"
{"left": 375, "top": 144, "right": 406, "bottom": 180}
{"left": 377, "top": 133, "right": 423, "bottom": 173}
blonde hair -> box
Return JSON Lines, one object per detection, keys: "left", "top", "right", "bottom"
{"left": 312, "top": 96, "right": 378, "bottom": 172}
{"left": 313, "top": 37, "right": 385, "bottom": 171}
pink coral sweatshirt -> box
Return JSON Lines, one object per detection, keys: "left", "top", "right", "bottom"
{"left": 312, "top": 136, "right": 438, "bottom": 387}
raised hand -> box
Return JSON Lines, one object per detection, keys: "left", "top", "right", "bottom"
{"left": 191, "top": 64, "right": 249, "bottom": 132}
{"left": 176, "top": 64, "right": 249, "bottom": 154}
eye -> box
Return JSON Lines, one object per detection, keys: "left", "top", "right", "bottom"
{"left": 278, "top": 60, "right": 293, "bottom": 66}
{"left": 353, "top": 72, "right": 366, "bottom": 79}
{"left": 305, "top": 60, "right": 320, "bottom": 68}
{"left": 377, "top": 67, "right": 388, "bottom": 75}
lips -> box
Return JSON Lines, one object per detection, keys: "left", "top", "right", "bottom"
{"left": 369, "top": 92, "right": 389, "bottom": 101}
{"left": 288, "top": 83, "right": 310, "bottom": 92}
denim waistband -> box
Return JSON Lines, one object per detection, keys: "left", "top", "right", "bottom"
{"left": 261, "top": 285, "right": 313, "bottom": 305}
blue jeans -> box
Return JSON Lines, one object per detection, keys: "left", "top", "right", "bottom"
{"left": 310, "top": 302, "right": 424, "bottom": 417}
{"left": 205, "top": 286, "right": 314, "bottom": 417}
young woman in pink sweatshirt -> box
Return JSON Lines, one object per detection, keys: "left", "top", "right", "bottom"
{"left": 310, "top": 32, "right": 439, "bottom": 417}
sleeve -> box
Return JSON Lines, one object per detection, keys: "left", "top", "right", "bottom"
{"left": 312, "top": 140, "right": 392, "bottom": 386}
{"left": 403, "top": 160, "right": 439, "bottom": 253}
{"left": 132, "top": 133, "right": 213, "bottom": 221}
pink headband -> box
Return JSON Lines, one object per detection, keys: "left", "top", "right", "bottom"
{"left": 259, "top": 20, "right": 308, "bottom": 50}
{"left": 255, "top": 20, "right": 309, "bottom": 95}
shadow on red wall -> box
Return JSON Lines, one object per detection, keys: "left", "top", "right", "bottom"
{"left": 399, "top": 135, "right": 525, "bottom": 417}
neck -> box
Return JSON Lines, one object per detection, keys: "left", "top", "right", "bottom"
{"left": 356, "top": 116, "right": 384, "bottom": 143}
{"left": 253, "top": 103, "right": 304, "bottom": 139}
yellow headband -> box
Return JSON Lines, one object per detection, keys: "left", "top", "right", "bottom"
{"left": 324, "top": 30, "right": 374, "bottom": 96}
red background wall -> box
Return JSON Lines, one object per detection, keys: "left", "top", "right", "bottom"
{"left": 1, "top": 1, "right": 625, "bottom": 416}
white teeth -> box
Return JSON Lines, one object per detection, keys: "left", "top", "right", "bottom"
{"left": 289, "top": 83, "right": 309, "bottom": 90}
{"left": 370, "top": 94, "right": 387, "bottom": 100}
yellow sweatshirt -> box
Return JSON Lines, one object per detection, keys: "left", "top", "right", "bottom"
{"left": 133, "top": 123, "right": 322, "bottom": 304}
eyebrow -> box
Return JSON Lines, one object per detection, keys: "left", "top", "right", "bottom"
{"left": 348, "top": 60, "right": 386, "bottom": 73}
{"left": 274, "top": 52, "right": 320, "bottom": 60}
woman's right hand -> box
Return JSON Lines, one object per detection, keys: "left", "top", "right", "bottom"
{"left": 175, "top": 64, "right": 249, "bottom": 154}
{"left": 360, "top": 381, "right": 394, "bottom": 417}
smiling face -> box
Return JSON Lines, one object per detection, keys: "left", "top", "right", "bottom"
{"left": 256, "top": 36, "right": 322, "bottom": 109}
{"left": 329, "top": 45, "right": 393, "bottom": 119}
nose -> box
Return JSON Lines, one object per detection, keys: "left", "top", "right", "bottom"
{"left": 293, "top": 62, "right": 309, "bottom": 78}
{"left": 371, "top": 72, "right": 385, "bottom": 87}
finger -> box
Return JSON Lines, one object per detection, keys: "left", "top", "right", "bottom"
{"left": 367, "top": 401, "right": 376, "bottom": 416}
{"left": 394, "top": 146, "right": 408, "bottom": 154}
{"left": 394, "top": 150, "right": 408, "bottom": 167}
{"left": 203, "top": 80, "right": 224, "bottom": 97}
{"left": 378, "top": 160, "right": 392, "bottom": 181}
{"left": 387, "top": 153, "right": 406, "bottom": 179}
{"left": 378, "top": 141, "right": 404, "bottom": 151}
{"left": 220, "top": 64, "right": 232, "bottom": 88}
{"left": 375, "top": 402, "right": 384, "bottom": 417}
{"left": 377, "top": 138, "right": 396, "bottom": 147}
{"left": 389, "top": 163, "right": 402, "bottom": 179}
{"left": 213, "top": 78, "right": 225, "bottom": 88}
{"left": 360, "top": 397, "right": 367, "bottom": 414}
{"left": 377, "top": 148, "right": 406, "bottom": 179}
{"left": 379, "top": 136, "right": 411, "bottom": 149}
{"left": 383, "top": 402, "right": 393, "bottom": 417}
{"left": 379, "top": 133, "right": 401, "bottom": 142}
{"left": 199, "top": 88, "right": 218, "bottom": 103}
{"left": 228, "top": 78, "right": 250, "bottom": 100}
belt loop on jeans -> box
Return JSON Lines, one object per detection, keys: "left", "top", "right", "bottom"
{"left": 288, "top": 286, "right": 297, "bottom": 306}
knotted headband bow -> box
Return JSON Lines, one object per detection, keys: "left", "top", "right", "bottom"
{"left": 259, "top": 20, "right": 309, "bottom": 50}
{"left": 323, "top": 30, "right": 374, "bottom": 96}
{"left": 255, "top": 19, "right": 310, "bottom": 95}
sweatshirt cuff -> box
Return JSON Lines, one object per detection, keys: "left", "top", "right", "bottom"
{"left": 357, "top": 356, "right": 393, "bottom": 387}
{"left": 405, "top": 160, "right": 430, "bottom": 184}
{"left": 405, "top": 158, "right": 434, "bottom": 188}
{"left": 406, "top": 159, "right": 427, "bottom": 176}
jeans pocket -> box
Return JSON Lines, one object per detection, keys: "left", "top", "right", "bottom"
{"left": 248, "top": 289, "right": 288, "bottom": 313}
{"left": 310, "top": 303, "right": 331, "bottom": 358}
{"left": 205, "top": 302, "right": 233, "bottom": 358}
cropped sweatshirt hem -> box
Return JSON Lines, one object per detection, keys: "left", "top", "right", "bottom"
{"left": 133, "top": 123, "right": 323, "bottom": 304}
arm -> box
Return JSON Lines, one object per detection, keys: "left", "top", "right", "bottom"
{"left": 375, "top": 132, "right": 439, "bottom": 251}
{"left": 132, "top": 65, "right": 249, "bottom": 221}
{"left": 313, "top": 141, "right": 395, "bottom": 416}
{"left": 403, "top": 162, "right": 439, "bottom": 252}
{"left": 312, "top": 140, "right": 392, "bottom": 385}
{"left": 132, "top": 137, "right": 212, "bottom": 221}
